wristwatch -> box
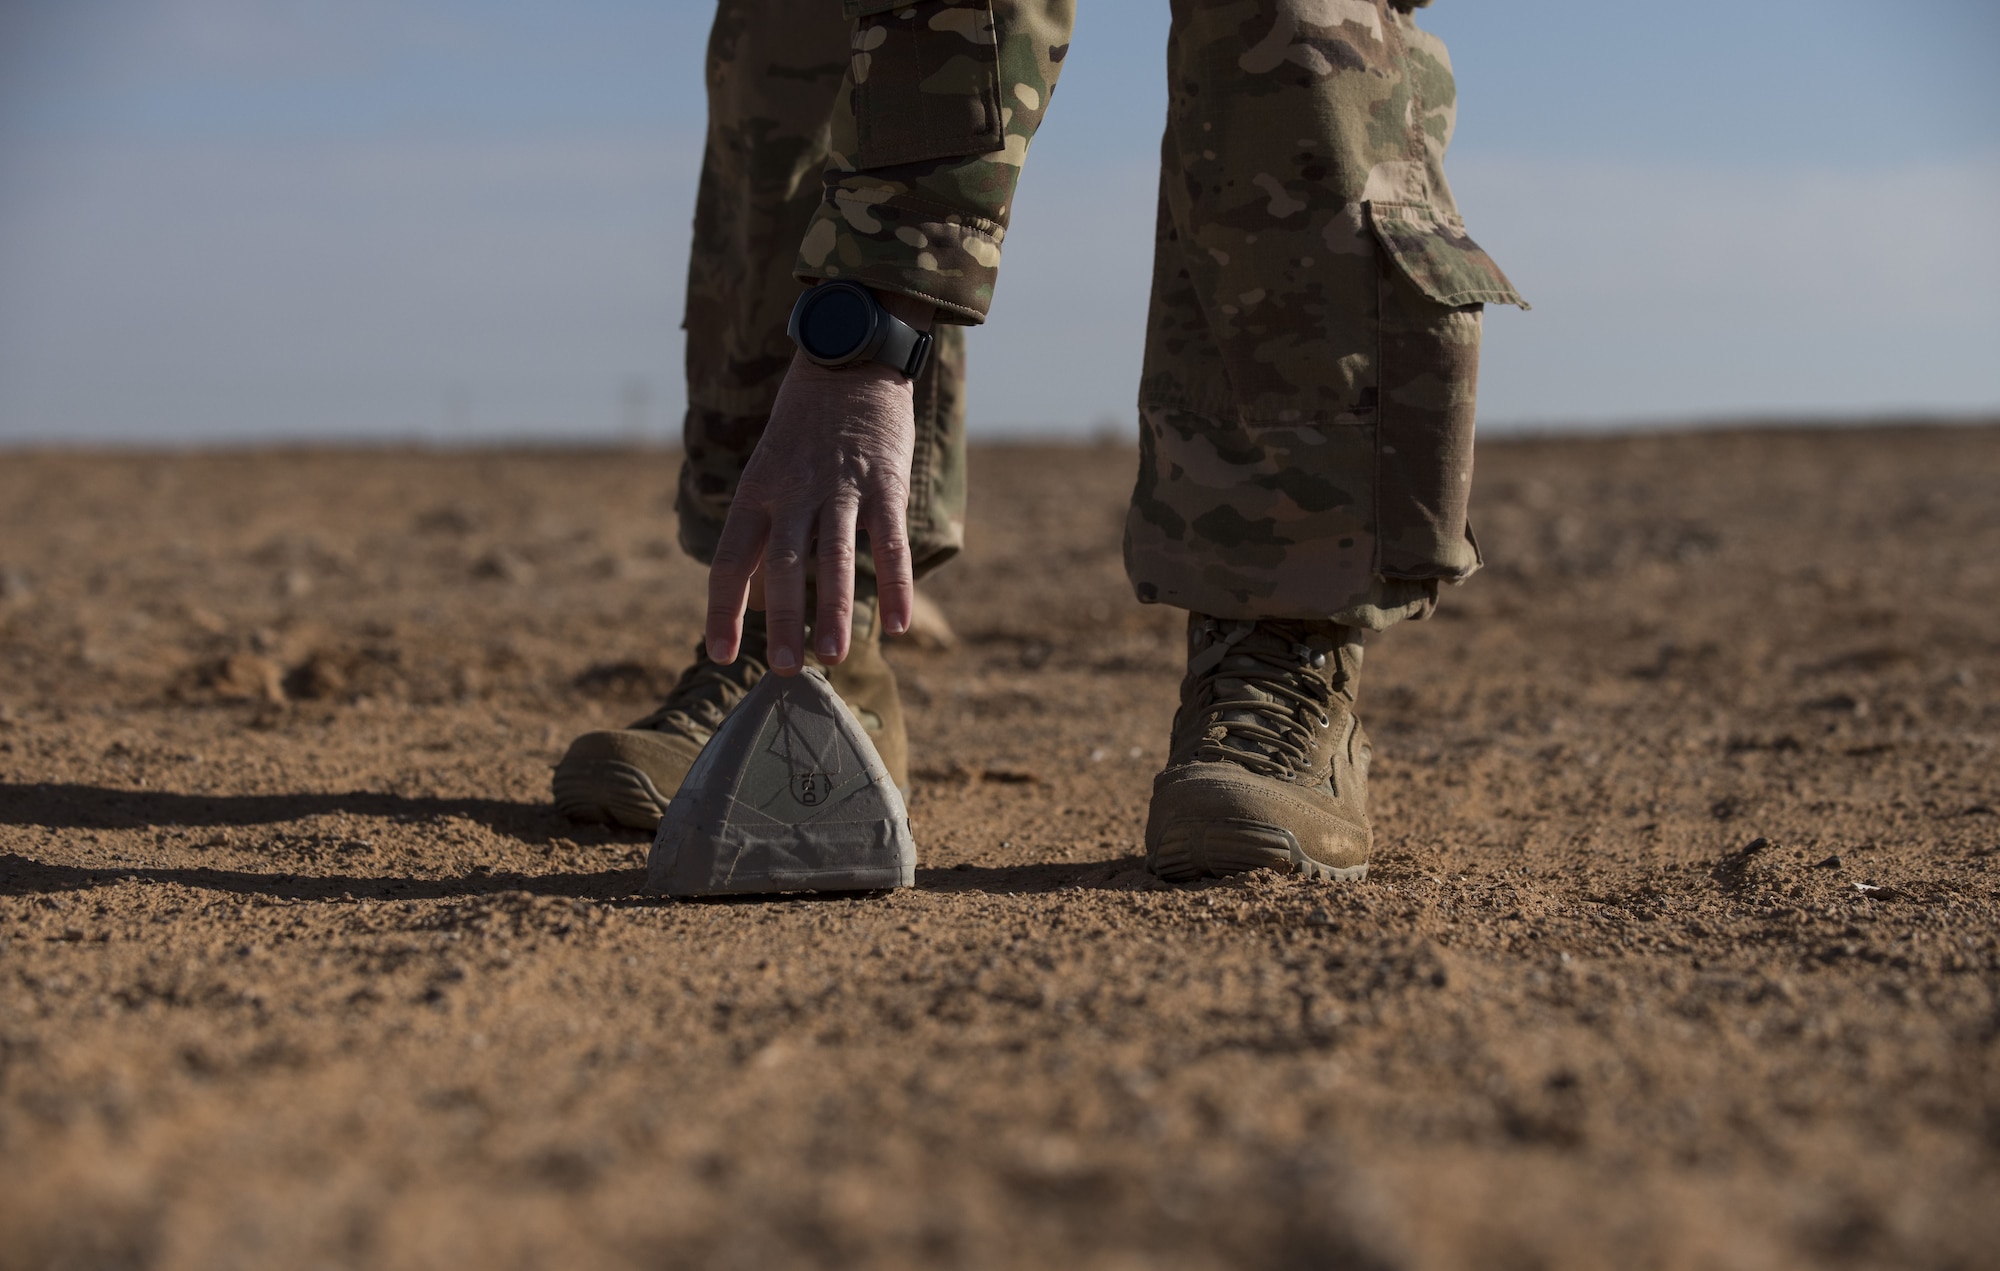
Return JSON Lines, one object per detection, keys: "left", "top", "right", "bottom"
{"left": 786, "top": 281, "right": 934, "bottom": 380}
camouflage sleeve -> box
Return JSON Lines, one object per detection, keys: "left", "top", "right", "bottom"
{"left": 793, "top": 0, "right": 1075, "bottom": 324}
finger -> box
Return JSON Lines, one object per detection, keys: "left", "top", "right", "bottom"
{"left": 760, "top": 513, "right": 815, "bottom": 675}
{"left": 865, "top": 487, "right": 915, "bottom": 639}
{"left": 705, "top": 504, "right": 770, "bottom": 665}
{"left": 813, "top": 497, "right": 860, "bottom": 664}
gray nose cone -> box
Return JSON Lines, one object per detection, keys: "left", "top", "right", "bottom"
{"left": 647, "top": 666, "right": 915, "bottom": 897}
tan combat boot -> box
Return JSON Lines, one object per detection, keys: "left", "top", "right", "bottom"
{"left": 552, "top": 594, "right": 908, "bottom": 829}
{"left": 1145, "top": 615, "right": 1371, "bottom": 882}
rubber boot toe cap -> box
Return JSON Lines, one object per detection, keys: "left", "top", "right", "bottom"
{"left": 552, "top": 729, "right": 704, "bottom": 830}
{"left": 1145, "top": 763, "right": 1371, "bottom": 882}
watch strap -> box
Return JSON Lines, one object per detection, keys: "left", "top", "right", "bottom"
{"left": 876, "top": 315, "right": 934, "bottom": 380}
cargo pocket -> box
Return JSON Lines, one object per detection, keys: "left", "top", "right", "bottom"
{"left": 845, "top": 0, "right": 1006, "bottom": 169}
{"left": 1369, "top": 204, "right": 1527, "bottom": 310}
{"left": 1367, "top": 203, "right": 1526, "bottom": 581}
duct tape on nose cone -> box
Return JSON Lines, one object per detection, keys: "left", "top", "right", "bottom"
{"left": 647, "top": 666, "right": 915, "bottom": 896}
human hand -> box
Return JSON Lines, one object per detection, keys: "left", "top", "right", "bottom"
{"left": 704, "top": 342, "right": 922, "bottom": 674}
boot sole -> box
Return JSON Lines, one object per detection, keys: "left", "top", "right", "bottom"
{"left": 1149, "top": 817, "right": 1368, "bottom": 883}
{"left": 552, "top": 759, "right": 672, "bottom": 830}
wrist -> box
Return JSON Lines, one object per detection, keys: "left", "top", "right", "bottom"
{"left": 788, "top": 348, "right": 912, "bottom": 390}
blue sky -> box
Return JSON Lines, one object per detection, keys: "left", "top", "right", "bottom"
{"left": 1, "top": 0, "right": 1996, "bottom": 442}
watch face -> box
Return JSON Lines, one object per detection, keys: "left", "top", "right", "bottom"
{"left": 799, "top": 286, "right": 873, "bottom": 362}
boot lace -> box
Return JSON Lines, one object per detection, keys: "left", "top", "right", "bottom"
{"left": 1185, "top": 619, "right": 1336, "bottom": 780}
{"left": 629, "top": 642, "right": 765, "bottom": 740}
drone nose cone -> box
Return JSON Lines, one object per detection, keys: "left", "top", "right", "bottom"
{"left": 648, "top": 667, "right": 915, "bottom": 897}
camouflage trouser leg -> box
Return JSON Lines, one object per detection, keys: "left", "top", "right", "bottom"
{"left": 675, "top": 0, "right": 969, "bottom": 579}
{"left": 1125, "top": 0, "right": 1524, "bottom": 629}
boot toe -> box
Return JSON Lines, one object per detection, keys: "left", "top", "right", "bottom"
{"left": 1145, "top": 763, "right": 1370, "bottom": 881}
{"left": 552, "top": 730, "right": 703, "bottom": 829}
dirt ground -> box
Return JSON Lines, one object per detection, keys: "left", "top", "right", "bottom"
{"left": 1, "top": 425, "right": 1996, "bottom": 1270}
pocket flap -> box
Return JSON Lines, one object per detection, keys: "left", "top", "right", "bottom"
{"left": 844, "top": 0, "right": 913, "bottom": 16}
{"left": 1369, "top": 205, "right": 1528, "bottom": 310}
{"left": 848, "top": 0, "right": 1005, "bottom": 169}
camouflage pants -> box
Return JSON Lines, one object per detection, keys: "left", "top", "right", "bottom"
{"left": 674, "top": 0, "right": 968, "bottom": 578}
{"left": 1127, "top": 0, "right": 1524, "bottom": 627}
{"left": 681, "top": 0, "right": 1520, "bottom": 625}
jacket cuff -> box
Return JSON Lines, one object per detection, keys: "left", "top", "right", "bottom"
{"left": 794, "top": 185, "right": 1004, "bottom": 325}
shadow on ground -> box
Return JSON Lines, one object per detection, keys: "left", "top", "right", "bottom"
{"left": 915, "top": 858, "right": 1159, "bottom": 894}
{"left": 1, "top": 850, "right": 1159, "bottom": 904}
{"left": 0, "top": 853, "right": 646, "bottom": 902}
{"left": 4, "top": 785, "right": 1170, "bottom": 900}
{"left": 0, "top": 782, "right": 564, "bottom": 839}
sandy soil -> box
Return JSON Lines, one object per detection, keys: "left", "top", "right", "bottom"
{"left": 1, "top": 426, "right": 1997, "bottom": 1270}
